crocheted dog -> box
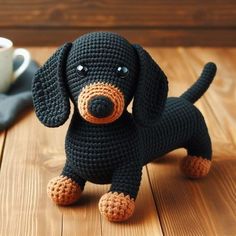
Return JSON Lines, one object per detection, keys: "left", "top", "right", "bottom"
{"left": 32, "top": 32, "right": 217, "bottom": 222}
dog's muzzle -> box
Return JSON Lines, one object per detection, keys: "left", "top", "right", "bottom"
{"left": 88, "top": 95, "right": 114, "bottom": 118}
{"left": 78, "top": 83, "right": 125, "bottom": 124}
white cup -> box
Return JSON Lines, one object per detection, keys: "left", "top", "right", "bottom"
{"left": 0, "top": 37, "right": 31, "bottom": 93}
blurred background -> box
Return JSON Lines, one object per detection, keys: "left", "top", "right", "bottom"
{"left": 1, "top": 0, "right": 236, "bottom": 46}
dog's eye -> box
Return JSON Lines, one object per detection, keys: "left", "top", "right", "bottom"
{"left": 77, "top": 65, "right": 88, "bottom": 77}
{"left": 117, "top": 66, "right": 129, "bottom": 78}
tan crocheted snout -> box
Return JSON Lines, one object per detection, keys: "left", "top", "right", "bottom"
{"left": 78, "top": 82, "right": 125, "bottom": 124}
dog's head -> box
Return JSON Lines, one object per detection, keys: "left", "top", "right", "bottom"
{"left": 32, "top": 32, "right": 168, "bottom": 127}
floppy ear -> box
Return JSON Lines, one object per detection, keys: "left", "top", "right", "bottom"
{"left": 32, "top": 43, "right": 72, "bottom": 127}
{"left": 132, "top": 45, "right": 168, "bottom": 126}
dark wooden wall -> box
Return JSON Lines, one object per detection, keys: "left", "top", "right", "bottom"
{"left": 1, "top": 0, "right": 236, "bottom": 46}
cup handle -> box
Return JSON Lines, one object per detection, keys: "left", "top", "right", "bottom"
{"left": 12, "top": 48, "right": 31, "bottom": 82}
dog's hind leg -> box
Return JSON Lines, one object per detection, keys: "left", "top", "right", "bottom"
{"left": 180, "top": 121, "right": 212, "bottom": 179}
{"left": 47, "top": 161, "right": 86, "bottom": 205}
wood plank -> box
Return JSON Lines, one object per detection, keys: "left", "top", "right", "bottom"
{"left": 29, "top": 47, "right": 56, "bottom": 64}
{"left": 3, "top": 28, "right": 236, "bottom": 47}
{"left": 146, "top": 48, "right": 236, "bottom": 235}
{"left": 61, "top": 183, "right": 106, "bottom": 236}
{"left": 0, "top": 132, "right": 6, "bottom": 165}
{"left": 0, "top": 48, "right": 60, "bottom": 235}
{"left": 0, "top": 111, "right": 63, "bottom": 236}
{"left": 148, "top": 149, "right": 236, "bottom": 236}
{"left": 1, "top": 0, "right": 236, "bottom": 46}
{"left": 0, "top": 0, "right": 236, "bottom": 27}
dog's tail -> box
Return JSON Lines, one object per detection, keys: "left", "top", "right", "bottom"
{"left": 180, "top": 62, "right": 217, "bottom": 104}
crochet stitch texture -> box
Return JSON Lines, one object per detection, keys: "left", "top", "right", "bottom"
{"left": 32, "top": 32, "right": 217, "bottom": 222}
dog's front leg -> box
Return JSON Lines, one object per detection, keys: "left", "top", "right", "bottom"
{"left": 98, "top": 162, "right": 142, "bottom": 222}
{"left": 47, "top": 160, "right": 86, "bottom": 206}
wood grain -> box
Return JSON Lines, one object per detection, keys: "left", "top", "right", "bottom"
{"left": 0, "top": 132, "right": 6, "bottom": 165}
{"left": 2, "top": 28, "right": 236, "bottom": 47}
{"left": 147, "top": 150, "right": 236, "bottom": 236}
{"left": 0, "top": 48, "right": 61, "bottom": 236}
{"left": 0, "top": 112, "right": 63, "bottom": 236}
{"left": 61, "top": 182, "right": 105, "bottom": 236}
{"left": 0, "top": 0, "right": 236, "bottom": 27}
{"left": 1, "top": 0, "right": 236, "bottom": 46}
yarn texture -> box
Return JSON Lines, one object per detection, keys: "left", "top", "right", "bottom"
{"left": 99, "top": 192, "right": 135, "bottom": 222}
{"left": 47, "top": 176, "right": 82, "bottom": 205}
{"left": 32, "top": 32, "right": 217, "bottom": 222}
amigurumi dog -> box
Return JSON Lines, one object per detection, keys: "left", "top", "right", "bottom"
{"left": 32, "top": 32, "right": 217, "bottom": 222}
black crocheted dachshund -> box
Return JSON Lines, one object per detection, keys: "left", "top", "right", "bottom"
{"left": 32, "top": 32, "right": 217, "bottom": 222}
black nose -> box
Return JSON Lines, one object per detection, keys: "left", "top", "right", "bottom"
{"left": 88, "top": 96, "right": 114, "bottom": 118}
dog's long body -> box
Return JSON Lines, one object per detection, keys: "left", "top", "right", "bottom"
{"left": 33, "top": 32, "right": 217, "bottom": 221}
{"left": 65, "top": 99, "right": 201, "bottom": 182}
{"left": 63, "top": 63, "right": 215, "bottom": 198}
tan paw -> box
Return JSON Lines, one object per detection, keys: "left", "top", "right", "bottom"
{"left": 180, "top": 156, "right": 211, "bottom": 179}
{"left": 98, "top": 192, "right": 135, "bottom": 222}
{"left": 47, "top": 176, "right": 82, "bottom": 205}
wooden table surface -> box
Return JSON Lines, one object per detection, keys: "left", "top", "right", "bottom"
{"left": 0, "top": 47, "right": 236, "bottom": 236}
